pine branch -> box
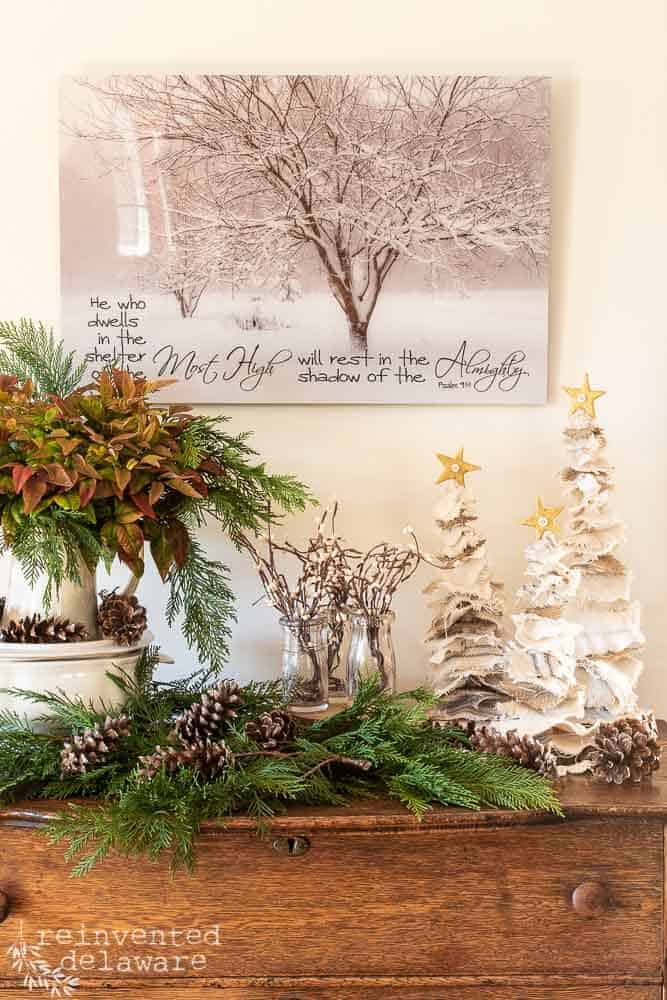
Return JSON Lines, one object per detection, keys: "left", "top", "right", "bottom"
{"left": 176, "top": 415, "right": 315, "bottom": 538}
{"left": 3, "top": 509, "right": 108, "bottom": 609}
{"left": 165, "top": 536, "right": 236, "bottom": 672}
{"left": 48, "top": 805, "right": 117, "bottom": 877}
{"left": 0, "top": 319, "right": 86, "bottom": 398}
{"left": 0, "top": 687, "right": 107, "bottom": 732}
{"left": 105, "top": 645, "right": 162, "bottom": 723}
{"left": 0, "top": 711, "right": 62, "bottom": 800}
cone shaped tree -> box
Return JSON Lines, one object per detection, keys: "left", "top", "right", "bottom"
{"left": 425, "top": 450, "right": 508, "bottom": 720}
{"left": 561, "top": 376, "right": 644, "bottom": 720}
{"left": 498, "top": 504, "right": 585, "bottom": 739}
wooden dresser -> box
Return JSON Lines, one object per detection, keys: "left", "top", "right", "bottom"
{"left": 0, "top": 771, "right": 665, "bottom": 998}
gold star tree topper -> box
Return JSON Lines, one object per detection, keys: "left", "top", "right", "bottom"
{"left": 521, "top": 497, "right": 564, "bottom": 539}
{"left": 435, "top": 448, "right": 481, "bottom": 487}
{"left": 563, "top": 373, "right": 606, "bottom": 419}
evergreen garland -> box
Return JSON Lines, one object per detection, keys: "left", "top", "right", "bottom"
{"left": 0, "top": 652, "right": 562, "bottom": 876}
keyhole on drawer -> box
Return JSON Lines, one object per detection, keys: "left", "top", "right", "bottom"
{"left": 272, "top": 835, "right": 310, "bottom": 857}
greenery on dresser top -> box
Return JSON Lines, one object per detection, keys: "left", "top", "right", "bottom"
{"left": 0, "top": 319, "right": 312, "bottom": 669}
{"left": 0, "top": 652, "right": 562, "bottom": 876}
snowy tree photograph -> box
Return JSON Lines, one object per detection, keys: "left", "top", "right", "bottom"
{"left": 60, "top": 74, "right": 551, "bottom": 403}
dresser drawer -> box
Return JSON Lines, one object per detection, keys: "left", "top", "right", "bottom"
{"left": 0, "top": 817, "right": 661, "bottom": 982}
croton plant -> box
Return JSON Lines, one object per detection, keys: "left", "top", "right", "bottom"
{"left": 0, "top": 369, "right": 225, "bottom": 578}
{"left": 0, "top": 320, "right": 311, "bottom": 670}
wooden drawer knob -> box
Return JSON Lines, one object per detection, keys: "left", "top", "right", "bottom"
{"left": 0, "top": 890, "right": 11, "bottom": 923}
{"left": 572, "top": 880, "right": 611, "bottom": 917}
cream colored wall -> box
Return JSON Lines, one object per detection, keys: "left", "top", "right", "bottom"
{"left": 2, "top": 0, "right": 666, "bottom": 708}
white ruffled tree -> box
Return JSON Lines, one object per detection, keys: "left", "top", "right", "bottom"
{"left": 425, "top": 450, "right": 508, "bottom": 721}
{"left": 561, "top": 375, "right": 644, "bottom": 722}
{"left": 498, "top": 506, "right": 586, "bottom": 746}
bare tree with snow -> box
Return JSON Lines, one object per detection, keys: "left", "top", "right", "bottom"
{"left": 77, "top": 75, "right": 549, "bottom": 350}
{"left": 138, "top": 156, "right": 281, "bottom": 318}
{"left": 139, "top": 181, "right": 213, "bottom": 319}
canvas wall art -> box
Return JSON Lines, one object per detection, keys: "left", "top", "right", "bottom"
{"left": 60, "top": 74, "right": 551, "bottom": 403}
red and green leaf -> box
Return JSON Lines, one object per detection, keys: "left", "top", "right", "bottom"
{"left": 79, "top": 479, "right": 97, "bottom": 509}
{"left": 131, "top": 491, "right": 157, "bottom": 520}
{"left": 11, "top": 465, "right": 35, "bottom": 494}
{"left": 22, "top": 477, "right": 48, "bottom": 514}
{"left": 149, "top": 527, "right": 175, "bottom": 580}
{"left": 116, "top": 523, "right": 145, "bottom": 576}
{"left": 115, "top": 501, "right": 144, "bottom": 525}
{"left": 166, "top": 518, "right": 190, "bottom": 568}
{"left": 163, "top": 475, "right": 204, "bottom": 499}
{"left": 114, "top": 468, "right": 131, "bottom": 494}
{"left": 43, "top": 464, "right": 74, "bottom": 488}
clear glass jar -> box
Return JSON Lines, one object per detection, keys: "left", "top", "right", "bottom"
{"left": 325, "top": 611, "right": 349, "bottom": 702}
{"left": 345, "top": 611, "right": 397, "bottom": 699}
{"left": 280, "top": 615, "right": 329, "bottom": 714}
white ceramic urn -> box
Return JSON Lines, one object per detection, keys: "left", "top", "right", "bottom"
{"left": 0, "top": 553, "right": 152, "bottom": 719}
{"left": 1, "top": 553, "right": 100, "bottom": 635}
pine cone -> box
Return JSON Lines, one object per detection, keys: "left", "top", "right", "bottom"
{"left": 468, "top": 724, "right": 558, "bottom": 777}
{"left": 61, "top": 716, "right": 131, "bottom": 775}
{"left": 591, "top": 714, "right": 661, "bottom": 784}
{"left": 97, "top": 589, "right": 147, "bottom": 646}
{"left": 138, "top": 739, "right": 231, "bottom": 782}
{"left": 171, "top": 682, "right": 243, "bottom": 746}
{"left": 2, "top": 614, "right": 88, "bottom": 644}
{"left": 246, "top": 710, "right": 296, "bottom": 750}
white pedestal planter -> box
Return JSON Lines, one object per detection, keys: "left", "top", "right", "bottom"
{"left": 0, "top": 554, "right": 159, "bottom": 719}
{"left": 0, "top": 635, "right": 156, "bottom": 721}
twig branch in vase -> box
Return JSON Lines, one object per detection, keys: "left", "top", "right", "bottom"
{"left": 293, "top": 504, "right": 362, "bottom": 687}
{"left": 345, "top": 533, "right": 420, "bottom": 690}
{"left": 347, "top": 537, "right": 421, "bottom": 618}
{"left": 238, "top": 505, "right": 361, "bottom": 702}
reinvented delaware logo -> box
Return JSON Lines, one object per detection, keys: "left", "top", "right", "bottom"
{"left": 6, "top": 923, "right": 79, "bottom": 996}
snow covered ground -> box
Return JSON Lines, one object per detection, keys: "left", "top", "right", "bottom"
{"left": 62, "top": 287, "right": 548, "bottom": 404}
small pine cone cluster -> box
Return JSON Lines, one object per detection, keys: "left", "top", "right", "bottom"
{"left": 171, "top": 682, "right": 243, "bottom": 745}
{"left": 591, "top": 714, "right": 661, "bottom": 785}
{"left": 2, "top": 614, "right": 88, "bottom": 644}
{"left": 97, "top": 590, "right": 147, "bottom": 646}
{"left": 61, "top": 716, "right": 131, "bottom": 775}
{"left": 138, "top": 740, "right": 231, "bottom": 782}
{"left": 246, "top": 710, "right": 296, "bottom": 750}
{"left": 138, "top": 682, "right": 244, "bottom": 783}
{"left": 468, "top": 724, "right": 558, "bottom": 777}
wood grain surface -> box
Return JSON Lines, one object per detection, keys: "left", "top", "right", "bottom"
{"left": 0, "top": 817, "right": 660, "bottom": 982}
{"left": 0, "top": 983, "right": 660, "bottom": 998}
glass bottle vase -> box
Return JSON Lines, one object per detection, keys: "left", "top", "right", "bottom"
{"left": 325, "top": 611, "right": 349, "bottom": 701}
{"left": 280, "top": 615, "right": 329, "bottom": 714}
{"left": 345, "top": 611, "right": 397, "bottom": 699}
